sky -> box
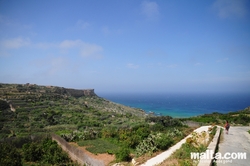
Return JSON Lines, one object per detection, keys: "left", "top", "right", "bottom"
{"left": 0, "top": 0, "right": 250, "bottom": 95}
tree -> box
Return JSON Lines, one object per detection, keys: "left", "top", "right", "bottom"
{"left": 0, "top": 143, "right": 22, "bottom": 166}
{"left": 0, "top": 100, "right": 10, "bottom": 111}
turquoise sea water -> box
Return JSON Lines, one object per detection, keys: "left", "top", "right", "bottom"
{"left": 100, "top": 93, "right": 250, "bottom": 118}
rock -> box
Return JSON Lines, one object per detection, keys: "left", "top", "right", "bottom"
{"left": 112, "top": 163, "right": 124, "bottom": 166}
{"left": 54, "top": 87, "right": 97, "bottom": 98}
{"left": 132, "top": 158, "right": 139, "bottom": 166}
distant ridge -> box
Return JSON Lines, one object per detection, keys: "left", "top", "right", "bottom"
{"left": 53, "top": 87, "right": 96, "bottom": 98}
{"left": 0, "top": 83, "right": 97, "bottom": 99}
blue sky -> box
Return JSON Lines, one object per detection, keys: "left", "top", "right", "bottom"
{"left": 0, "top": 0, "right": 250, "bottom": 94}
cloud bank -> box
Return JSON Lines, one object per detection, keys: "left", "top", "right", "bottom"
{"left": 0, "top": 38, "right": 103, "bottom": 58}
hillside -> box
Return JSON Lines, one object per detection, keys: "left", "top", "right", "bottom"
{"left": 0, "top": 83, "right": 146, "bottom": 138}
{"left": 182, "top": 106, "right": 250, "bottom": 126}
{"left": 0, "top": 83, "right": 188, "bottom": 165}
{"left": 1, "top": 83, "right": 250, "bottom": 165}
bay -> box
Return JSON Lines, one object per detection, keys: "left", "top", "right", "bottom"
{"left": 100, "top": 93, "right": 250, "bottom": 118}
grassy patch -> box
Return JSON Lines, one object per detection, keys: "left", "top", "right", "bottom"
{"left": 77, "top": 138, "right": 119, "bottom": 154}
{"left": 163, "top": 143, "right": 206, "bottom": 166}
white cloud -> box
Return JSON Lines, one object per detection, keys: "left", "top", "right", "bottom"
{"left": 59, "top": 39, "right": 82, "bottom": 49}
{"left": 0, "top": 38, "right": 103, "bottom": 58}
{"left": 59, "top": 39, "right": 103, "bottom": 58}
{"left": 0, "top": 37, "right": 30, "bottom": 49}
{"left": 141, "top": 1, "right": 160, "bottom": 20}
{"left": 213, "top": 0, "right": 247, "bottom": 19}
{"left": 80, "top": 43, "right": 103, "bottom": 58}
{"left": 127, "top": 63, "right": 139, "bottom": 69}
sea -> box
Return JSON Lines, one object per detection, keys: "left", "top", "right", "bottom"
{"left": 100, "top": 92, "right": 250, "bottom": 118}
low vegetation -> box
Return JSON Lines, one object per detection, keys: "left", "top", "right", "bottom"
{"left": 182, "top": 109, "right": 250, "bottom": 126}
{"left": 0, "top": 83, "right": 249, "bottom": 165}
{"left": 0, "top": 83, "right": 187, "bottom": 164}
{"left": 161, "top": 125, "right": 218, "bottom": 166}
{"left": 0, "top": 135, "right": 78, "bottom": 165}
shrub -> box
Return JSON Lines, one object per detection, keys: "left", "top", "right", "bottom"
{"left": 146, "top": 116, "right": 183, "bottom": 127}
{"left": 22, "top": 142, "right": 42, "bottom": 162}
{"left": 135, "top": 134, "right": 159, "bottom": 156}
{"left": 22, "top": 137, "right": 72, "bottom": 165}
{"left": 0, "top": 100, "right": 10, "bottom": 110}
{"left": 0, "top": 143, "right": 22, "bottom": 166}
{"left": 124, "top": 134, "right": 141, "bottom": 148}
{"left": 155, "top": 134, "right": 173, "bottom": 150}
{"left": 115, "top": 147, "right": 131, "bottom": 162}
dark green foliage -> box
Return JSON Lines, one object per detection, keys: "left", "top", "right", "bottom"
{"left": 101, "top": 127, "right": 118, "bottom": 138}
{"left": 150, "top": 123, "right": 165, "bottom": 131}
{"left": 100, "top": 124, "right": 151, "bottom": 149}
{"left": 155, "top": 134, "right": 174, "bottom": 150}
{"left": 77, "top": 138, "right": 119, "bottom": 154}
{"left": 115, "top": 147, "right": 131, "bottom": 162}
{"left": 185, "top": 110, "right": 250, "bottom": 126}
{"left": 146, "top": 116, "right": 183, "bottom": 127}
{"left": 22, "top": 137, "right": 72, "bottom": 165}
{"left": 234, "top": 114, "right": 250, "bottom": 125}
{"left": 124, "top": 134, "right": 141, "bottom": 148}
{"left": 22, "top": 142, "right": 42, "bottom": 161}
{"left": 0, "top": 99, "right": 10, "bottom": 110}
{"left": 0, "top": 135, "right": 76, "bottom": 165}
{"left": 0, "top": 143, "right": 22, "bottom": 166}
{"left": 1, "top": 136, "right": 31, "bottom": 148}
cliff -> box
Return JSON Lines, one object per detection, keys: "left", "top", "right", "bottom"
{"left": 54, "top": 87, "right": 96, "bottom": 98}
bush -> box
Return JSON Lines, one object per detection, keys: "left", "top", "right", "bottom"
{"left": 22, "top": 142, "right": 42, "bottom": 162}
{"left": 22, "top": 137, "right": 72, "bottom": 165}
{"left": 155, "top": 134, "right": 173, "bottom": 150}
{"left": 135, "top": 134, "right": 159, "bottom": 156}
{"left": 124, "top": 134, "right": 141, "bottom": 148}
{"left": 0, "top": 100, "right": 10, "bottom": 110}
{"left": 146, "top": 116, "right": 183, "bottom": 127}
{"left": 0, "top": 143, "right": 22, "bottom": 166}
{"left": 115, "top": 147, "right": 131, "bottom": 162}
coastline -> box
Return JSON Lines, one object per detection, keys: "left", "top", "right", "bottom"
{"left": 101, "top": 93, "right": 250, "bottom": 118}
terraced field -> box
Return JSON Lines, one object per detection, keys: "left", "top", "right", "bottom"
{"left": 0, "top": 83, "right": 146, "bottom": 138}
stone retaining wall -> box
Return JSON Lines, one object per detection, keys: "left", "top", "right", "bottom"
{"left": 51, "top": 133, "right": 104, "bottom": 166}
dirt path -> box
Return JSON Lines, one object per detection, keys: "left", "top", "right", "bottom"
{"left": 217, "top": 126, "right": 250, "bottom": 166}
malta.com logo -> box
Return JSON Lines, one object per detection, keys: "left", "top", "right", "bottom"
{"left": 190, "top": 150, "right": 247, "bottom": 164}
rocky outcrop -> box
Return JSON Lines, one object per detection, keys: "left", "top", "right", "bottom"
{"left": 65, "top": 88, "right": 96, "bottom": 98}
{"left": 54, "top": 87, "right": 96, "bottom": 98}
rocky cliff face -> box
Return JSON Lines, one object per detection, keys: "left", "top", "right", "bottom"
{"left": 64, "top": 88, "right": 96, "bottom": 98}
{"left": 54, "top": 87, "right": 96, "bottom": 98}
